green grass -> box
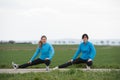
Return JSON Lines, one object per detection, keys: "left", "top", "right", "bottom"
{"left": 0, "top": 70, "right": 120, "bottom": 80}
{"left": 0, "top": 44, "right": 120, "bottom": 69}
{"left": 0, "top": 44, "right": 120, "bottom": 80}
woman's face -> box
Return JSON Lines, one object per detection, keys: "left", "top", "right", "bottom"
{"left": 83, "top": 36, "right": 88, "bottom": 43}
{"left": 41, "top": 37, "right": 47, "bottom": 44}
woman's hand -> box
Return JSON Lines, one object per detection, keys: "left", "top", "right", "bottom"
{"left": 88, "top": 59, "right": 92, "bottom": 62}
{"left": 68, "top": 59, "right": 73, "bottom": 62}
{"left": 28, "top": 61, "right": 32, "bottom": 64}
{"left": 45, "top": 58, "right": 50, "bottom": 60}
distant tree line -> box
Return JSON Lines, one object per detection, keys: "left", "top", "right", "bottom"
{"left": 0, "top": 40, "right": 32, "bottom": 44}
{"left": 54, "top": 41, "right": 75, "bottom": 44}
{"left": 100, "top": 40, "right": 120, "bottom": 45}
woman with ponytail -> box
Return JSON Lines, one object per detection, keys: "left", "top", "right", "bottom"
{"left": 12, "top": 35, "right": 54, "bottom": 71}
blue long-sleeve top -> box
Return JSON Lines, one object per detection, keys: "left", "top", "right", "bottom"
{"left": 73, "top": 41, "right": 96, "bottom": 60}
{"left": 30, "top": 43, "right": 54, "bottom": 62}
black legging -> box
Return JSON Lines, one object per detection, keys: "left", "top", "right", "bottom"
{"left": 58, "top": 58, "right": 92, "bottom": 68}
{"left": 18, "top": 58, "right": 51, "bottom": 68}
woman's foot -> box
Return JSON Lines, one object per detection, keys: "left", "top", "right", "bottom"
{"left": 12, "top": 62, "right": 18, "bottom": 69}
{"left": 86, "top": 65, "right": 91, "bottom": 70}
{"left": 53, "top": 66, "right": 59, "bottom": 70}
{"left": 46, "top": 66, "right": 50, "bottom": 71}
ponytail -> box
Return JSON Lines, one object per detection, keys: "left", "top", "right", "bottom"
{"left": 38, "top": 35, "right": 47, "bottom": 48}
{"left": 38, "top": 40, "right": 43, "bottom": 48}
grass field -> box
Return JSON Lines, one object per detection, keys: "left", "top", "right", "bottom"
{"left": 0, "top": 70, "right": 120, "bottom": 80}
{"left": 0, "top": 44, "right": 120, "bottom": 69}
{"left": 0, "top": 44, "right": 120, "bottom": 80}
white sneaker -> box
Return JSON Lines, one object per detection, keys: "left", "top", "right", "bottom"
{"left": 12, "top": 62, "right": 18, "bottom": 69}
{"left": 46, "top": 66, "right": 50, "bottom": 71}
{"left": 53, "top": 66, "right": 59, "bottom": 70}
{"left": 86, "top": 65, "right": 91, "bottom": 70}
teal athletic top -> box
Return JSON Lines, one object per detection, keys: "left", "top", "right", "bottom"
{"left": 73, "top": 41, "right": 96, "bottom": 60}
{"left": 30, "top": 42, "right": 54, "bottom": 62}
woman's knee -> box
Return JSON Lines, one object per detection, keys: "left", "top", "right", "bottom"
{"left": 87, "top": 61, "right": 93, "bottom": 66}
{"left": 45, "top": 60, "right": 51, "bottom": 66}
{"left": 73, "top": 58, "right": 81, "bottom": 64}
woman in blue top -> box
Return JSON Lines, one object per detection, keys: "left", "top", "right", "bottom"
{"left": 53, "top": 34, "right": 96, "bottom": 70}
{"left": 12, "top": 35, "right": 54, "bottom": 71}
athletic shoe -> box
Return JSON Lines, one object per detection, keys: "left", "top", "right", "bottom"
{"left": 53, "top": 66, "right": 59, "bottom": 70}
{"left": 86, "top": 65, "right": 91, "bottom": 70}
{"left": 46, "top": 66, "right": 50, "bottom": 71}
{"left": 12, "top": 62, "right": 18, "bottom": 69}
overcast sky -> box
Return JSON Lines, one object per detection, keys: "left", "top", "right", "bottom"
{"left": 0, "top": 0, "right": 120, "bottom": 40}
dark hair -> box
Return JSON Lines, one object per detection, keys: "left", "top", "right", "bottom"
{"left": 82, "top": 34, "right": 89, "bottom": 39}
{"left": 41, "top": 35, "right": 47, "bottom": 40}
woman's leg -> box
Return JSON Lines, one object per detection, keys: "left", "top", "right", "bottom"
{"left": 44, "top": 60, "right": 51, "bottom": 71}
{"left": 44, "top": 60, "right": 51, "bottom": 66}
{"left": 86, "top": 61, "right": 93, "bottom": 66}
{"left": 55, "top": 58, "right": 92, "bottom": 69}
{"left": 58, "top": 58, "right": 81, "bottom": 68}
{"left": 58, "top": 61, "right": 72, "bottom": 68}
{"left": 18, "top": 58, "right": 44, "bottom": 68}
{"left": 74, "top": 58, "right": 93, "bottom": 67}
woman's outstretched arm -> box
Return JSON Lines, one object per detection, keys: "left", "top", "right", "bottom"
{"left": 30, "top": 47, "right": 40, "bottom": 62}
